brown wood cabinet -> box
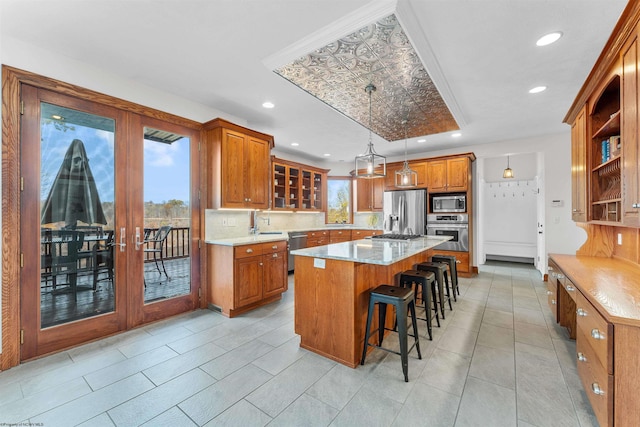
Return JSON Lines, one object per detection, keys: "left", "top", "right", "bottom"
{"left": 622, "top": 28, "right": 640, "bottom": 226}
{"left": 351, "top": 229, "right": 382, "bottom": 239}
{"left": 425, "top": 157, "right": 469, "bottom": 193}
{"left": 208, "top": 240, "right": 287, "bottom": 317}
{"left": 329, "top": 229, "right": 351, "bottom": 243}
{"left": 548, "top": 254, "right": 640, "bottom": 427}
{"left": 571, "top": 106, "right": 588, "bottom": 222}
{"left": 306, "top": 230, "right": 329, "bottom": 247}
{"left": 355, "top": 177, "right": 384, "bottom": 211}
{"left": 384, "top": 161, "right": 427, "bottom": 190}
{"left": 204, "top": 118, "right": 273, "bottom": 210}
{"left": 272, "top": 157, "right": 328, "bottom": 211}
{"left": 429, "top": 249, "right": 470, "bottom": 274}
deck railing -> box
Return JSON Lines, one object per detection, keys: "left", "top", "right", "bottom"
{"left": 143, "top": 226, "right": 190, "bottom": 261}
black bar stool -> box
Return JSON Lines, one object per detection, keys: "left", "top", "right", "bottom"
{"left": 431, "top": 255, "right": 460, "bottom": 300}
{"left": 398, "top": 269, "right": 439, "bottom": 340}
{"left": 414, "top": 261, "right": 453, "bottom": 318}
{"left": 361, "top": 284, "right": 422, "bottom": 382}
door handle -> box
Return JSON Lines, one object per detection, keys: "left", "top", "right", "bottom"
{"left": 118, "top": 227, "right": 127, "bottom": 252}
{"left": 135, "top": 226, "right": 142, "bottom": 250}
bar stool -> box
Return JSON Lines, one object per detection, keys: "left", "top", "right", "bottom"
{"left": 414, "top": 261, "right": 453, "bottom": 318}
{"left": 398, "top": 269, "right": 439, "bottom": 340}
{"left": 361, "top": 284, "right": 422, "bottom": 382}
{"left": 431, "top": 255, "right": 460, "bottom": 300}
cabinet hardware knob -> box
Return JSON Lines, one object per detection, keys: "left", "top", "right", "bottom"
{"left": 591, "top": 383, "right": 605, "bottom": 396}
{"left": 259, "top": 262, "right": 263, "bottom": 266}
{"left": 566, "top": 285, "right": 575, "bottom": 292}
{"left": 591, "top": 328, "right": 606, "bottom": 340}
{"left": 246, "top": 248, "right": 253, "bottom": 253}
{"left": 551, "top": 299, "right": 556, "bottom": 305}
{"left": 548, "top": 266, "right": 554, "bottom": 271}
{"left": 577, "top": 352, "right": 587, "bottom": 362}
{"left": 577, "top": 308, "right": 587, "bottom": 316}
{"left": 273, "top": 253, "right": 278, "bottom": 258}
{"left": 557, "top": 274, "right": 564, "bottom": 279}
{"left": 546, "top": 290, "right": 553, "bottom": 296}
{"left": 272, "top": 245, "right": 277, "bottom": 249}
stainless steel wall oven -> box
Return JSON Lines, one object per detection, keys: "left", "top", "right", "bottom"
{"left": 426, "top": 214, "right": 469, "bottom": 252}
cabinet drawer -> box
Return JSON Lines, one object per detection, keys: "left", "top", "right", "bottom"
{"left": 307, "top": 230, "right": 328, "bottom": 238}
{"left": 576, "top": 291, "right": 613, "bottom": 374}
{"left": 234, "top": 244, "right": 264, "bottom": 259}
{"left": 576, "top": 327, "right": 614, "bottom": 427}
{"left": 262, "top": 240, "right": 287, "bottom": 254}
{"left": 546, "top": 279, "right": 558, "bottom": 321}
{"left": 562, "top": 277, "right": 578, "bottom": 303}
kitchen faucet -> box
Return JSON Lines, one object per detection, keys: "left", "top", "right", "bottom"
{"left": 249, "top": 210, "right": 271, "bottom": 234}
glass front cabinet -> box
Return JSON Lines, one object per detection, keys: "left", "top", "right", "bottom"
{"left": 272, "top": 157, "right": 327, "bottom": 211}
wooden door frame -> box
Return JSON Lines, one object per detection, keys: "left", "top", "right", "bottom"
{"left": 1, "top": 66, "right": 205, "bottom": 369}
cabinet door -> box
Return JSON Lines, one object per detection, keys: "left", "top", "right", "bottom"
{"left": 221, "top": 129, "right": 247, "bottom": 208}
{"left": 356, "top": 178, "right": 373, "bottom": 211}
{"left": 571, "top": 107, "right": 588, "bottom": 222}
{"left": 372, "top": 178, "right": 384, "bottom": 210}
{"left": 245, "top": 136, "right": 270, "bottom": 209}
{"left": 235, "top": 256, "right": 263, "bottom": 308}
{"left": 312, "top": 172, "right": 324, "bottom": 210}
{"left": 446, "top": 158, "right": 468, "bottom": 191}
{"left": 410, "top": 161, "right": 428, "bottom": 187}
{"left": 622, "top": 34, "right": 640, "bottom": 226}
{"left": 426, "top": 160, "right": 447, "bottom": 192}
{"left": 263, "top": 251, "right": 287, "bottom": 298}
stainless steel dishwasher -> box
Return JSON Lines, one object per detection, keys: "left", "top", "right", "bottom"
{"left": 288, "top": 231, "right": 307, "bottom": 272}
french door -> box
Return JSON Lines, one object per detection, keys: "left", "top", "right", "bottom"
{"left": 20, "top": 85, "right": 200, "bottom": 360}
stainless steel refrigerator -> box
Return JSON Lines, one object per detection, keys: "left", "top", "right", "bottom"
{"left": 382, "top": 189, "right": 427, "bottom": 236}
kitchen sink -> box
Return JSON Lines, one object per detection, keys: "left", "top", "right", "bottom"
{"left": 259, "top": 231, "right": 283, "bottom": 235}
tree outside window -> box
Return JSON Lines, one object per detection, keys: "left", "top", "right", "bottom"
{"left": 327, "top": 178, "right": 352, "bottom": 224}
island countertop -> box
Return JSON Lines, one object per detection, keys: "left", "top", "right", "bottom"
{"left": 290, "top": 236, "right": 451, "bottom": 265}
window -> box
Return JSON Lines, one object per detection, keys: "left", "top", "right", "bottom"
{"left": 326, "top": 177, "right": 352, "bottom": 224}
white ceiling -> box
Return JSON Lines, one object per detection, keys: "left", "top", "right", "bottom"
{"left": 0, "top": 0, "right": 629, "bottom": 164}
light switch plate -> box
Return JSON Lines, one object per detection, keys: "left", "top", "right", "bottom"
{"left": 313, "top": 258, "right": 326, "bottom": 269}
{"left": 618, "top": 233, "right": 622, "bottom": 245}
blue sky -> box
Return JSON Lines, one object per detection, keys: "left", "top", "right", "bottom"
{"left": 41, "top": 118, "right": 190, "bottom": 205}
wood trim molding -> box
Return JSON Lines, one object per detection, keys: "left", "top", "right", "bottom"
{"left": 202, "top": 118, "right": 274, "bottom": 148}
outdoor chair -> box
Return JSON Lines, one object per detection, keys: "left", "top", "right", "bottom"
{"left": 144, "top": 225, "right": 172, "bottom": 278}
{"left": 92, "top": 229, "right": 114, "bottom": 290}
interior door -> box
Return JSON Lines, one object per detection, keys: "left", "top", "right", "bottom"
{"left": 20, "top": 86, "right": 127, "bottom": 359}
{"left": 127, "top": 114, "right": 200, "bottom": 326}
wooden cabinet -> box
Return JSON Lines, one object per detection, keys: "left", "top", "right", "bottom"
{"left": 208, "top": 240, "right": 287, "bottom": 317}
{"left": 571, "top": 106, "right": 588, "bottom": 222}
{"left": 204, "top": 118, "right": 273, "bottom": 209}
{"left": 356, "top": 178, "right": 384, "bottom": 211}
{"left": 546, "top": 259, "right": 560, "bottom": 322}
{"left": 384, "top": 161, "right": 427, "bottom": 190}
{"left": 306, "top": 230, "right": 329, "bottom": 247}
{"left": 351, "top": 229, "right": 382, "bottom": 239}
{"left": 272, "top": 157, "right": 327, "bottom": 211}
{"left": 430, "top": 249, "right": 470, "bottom": 274}
{"left": 329, "top": 229, "right": 351, "bottom": 243}
{"left": 622, "top": 29, "right": 640, "bottom": 226}
{"left": 425, "top": 157, "right": 469, "bottom": 193}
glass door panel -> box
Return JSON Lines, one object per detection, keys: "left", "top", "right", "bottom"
{"left": 142, "top": 127, "right": 191, "bottom": 303}
{"left": 39, "top": 102, "right": 116, "bottom": 327}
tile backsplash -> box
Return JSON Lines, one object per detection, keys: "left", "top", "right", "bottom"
{"left": 205, "top": 210, "right": 382, "bottom": 240}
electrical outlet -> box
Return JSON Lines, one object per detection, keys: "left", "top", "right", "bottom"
{"left": 618, "top": 233, "right": 622, "bottom": 245}
{"left": 222, "top": 218, "right": 229, "bottom": 227}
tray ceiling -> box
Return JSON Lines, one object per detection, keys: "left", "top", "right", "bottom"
{"left": 274, "top": 14, "right": 459, "bottom": 143}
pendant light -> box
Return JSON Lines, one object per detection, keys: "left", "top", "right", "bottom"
{"left": 503, "top": 155, "right": 514, "bottom": 179}
{"left": 355, "top": 83, "right": 386, "bottom": 178}
{"left": 395, "top": 119, "right": 418, "bottom": 187}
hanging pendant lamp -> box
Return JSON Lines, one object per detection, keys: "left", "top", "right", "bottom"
{"left": 503, "top": 155, "right": 514, "bottom": 179}
{"left": 395, "top": 120, "right": 418, "bottom": 187}
{"left": 355, "top": 84, "right": 386, "bottom": 178}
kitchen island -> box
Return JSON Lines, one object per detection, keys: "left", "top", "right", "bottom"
{"left": 291, "top": 236, "right": 451, "bottom": 367}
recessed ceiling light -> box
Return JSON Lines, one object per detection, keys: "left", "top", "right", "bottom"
{"left": 529, "top": 86, "right": 547, "bottom": 94}
{"left": 262, "top": 101, "right": 275, "bottom": 109}
{"left": 323, "top": 153, "right": 331, "bottom": 157}
{"left": 451, "top": 133, "right": 462, "bottom": 138}
{"left": 536, "top": 32, "right": 562, "bottom": 47}
{"left": 291, "top": 142, "right": 299, "bottom": 146}
{"left": 417, "top": 139, "right": 426, "bottom": 143}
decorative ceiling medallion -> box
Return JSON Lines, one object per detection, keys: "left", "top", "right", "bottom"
{"left": 275, "top": 14, "right": 459, "bottom": 142}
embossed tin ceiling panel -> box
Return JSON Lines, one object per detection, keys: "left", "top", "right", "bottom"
{"left": 275, "top": 14, "right": 459, "bottom": 142}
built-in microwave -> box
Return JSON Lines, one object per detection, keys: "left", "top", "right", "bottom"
{"left": 431, "top": 194, "right": 466, "bottom": 213}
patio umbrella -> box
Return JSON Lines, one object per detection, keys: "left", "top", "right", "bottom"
{"left": 41, "top": 138, "right": 107, "bottom": 227}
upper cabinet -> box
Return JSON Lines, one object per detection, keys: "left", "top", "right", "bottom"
{"left": 384, "top": 161, "right": 427, "bottom": 190}
{"left": 272, "top": 157, "right": 328, "bottom": 211}
{"left": 355, "top": 177, "right": 384, "bottom": 211}
{"left": 571, "top": 106, "right": 588, "bottom": 222}
{"left": 426, "top": 157, "right": 470, "bottom": 193}
{"left": 622, "top": 29, "right": 640, "bottom": 227}
{"left": 204, "top": 118, "right": 274, "bottom": 210}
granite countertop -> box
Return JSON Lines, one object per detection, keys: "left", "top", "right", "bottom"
{"left": 290, "top": 236, "right": 452, "bottom": 266}
{"left": 205, "top": 233, "right": 289, "bottom": 246}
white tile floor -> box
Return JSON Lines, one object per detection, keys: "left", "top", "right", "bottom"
{"left": 0, "top": 261, "right": 597, "bottom": 426}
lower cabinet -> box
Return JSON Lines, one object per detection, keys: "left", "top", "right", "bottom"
{"left": 329, "top": 229, "right": 351, "bottom": 243}
{"left": 208, "top": 240, "right": 288, "bottom": 317}
{"left": 430, "top": 249, "right": 470, "bottom": 274}
{"left": 307, "top": 230, "right": 329, "bottom": 247}
{"left": 351, "top": 229, "right": 382, "bottom": 239}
